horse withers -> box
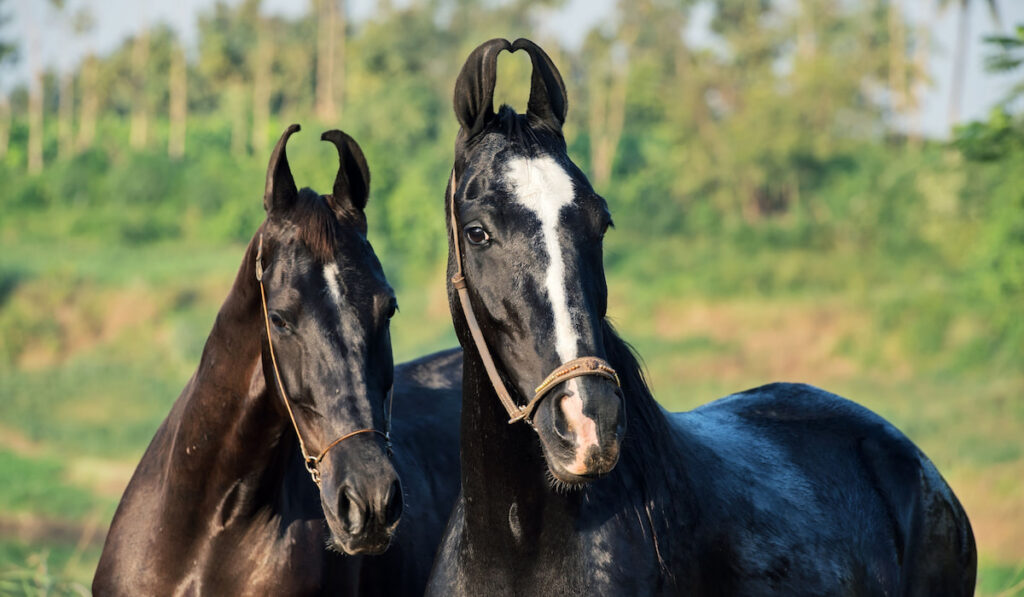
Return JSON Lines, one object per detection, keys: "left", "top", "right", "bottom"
{"left": 427, "top": 38, "right": 975, "bottom": 596}
{"left": 94, "top": 126, "right": 461, "bottom": 596}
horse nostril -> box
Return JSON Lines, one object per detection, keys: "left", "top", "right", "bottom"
{"left": 383, "top": 479, "right": 403, "bottom": 528}
{"left": 341, "top": 486, "right": 366, "bottom": 534}
{"left": 552, "top": 393, "right": 573, "bottom": 442}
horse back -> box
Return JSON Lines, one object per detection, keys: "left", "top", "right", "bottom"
{"left": 672, "top": 382, "right": 975, "bottom": 595}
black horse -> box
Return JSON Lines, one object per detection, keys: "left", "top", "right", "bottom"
{"left": 426, "top": 38, "right": 976, "bottom": 596}
{"left": 93, "top": 126, "right": 461, "bottom": 596}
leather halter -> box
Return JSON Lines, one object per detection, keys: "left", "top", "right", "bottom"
{"left": 447, "top": 170, "right": 620, "bottom": 425}
{"left": 255, "top": 235, "right": 392, "bottom": 486}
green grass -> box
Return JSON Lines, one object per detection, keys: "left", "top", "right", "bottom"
{"left": 0, "top": 451, "right": 111, "bottom": 520}
{"left": 978, "top": 559, "right": 1024, "bottom": 597}
{"left": 0, "top": 541, "right": 98, "bottom": 596}
{"left": 0, "top": 232, "right": 1020, "bottom": 595}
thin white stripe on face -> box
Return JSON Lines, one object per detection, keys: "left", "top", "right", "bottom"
{"left": 323, "top": 262, "right": 367, "bottom": 399}
{"left": 505, "top": 156, "right": 578, "bottom": 364}
{"left": 323, "top": 262, "right": 343, "bottom": 306}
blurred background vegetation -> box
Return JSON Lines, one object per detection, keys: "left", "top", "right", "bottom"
{"left": 0, "top": 0, "right": 1021, "bottom": 594}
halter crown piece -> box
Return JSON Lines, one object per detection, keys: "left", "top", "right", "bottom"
{"left": 255, "top": 234, "right": 393, "bottom": 486}
{"left": 447, "top": 171, "right": 621, "bottom": 425}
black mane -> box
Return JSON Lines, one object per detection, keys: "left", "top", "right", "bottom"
{"left": 601, "top": 319, "right": 681, "bottom": 583}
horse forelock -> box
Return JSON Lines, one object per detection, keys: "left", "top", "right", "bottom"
{"left": 289, "top": 188, "right": 345, "bottom": 264}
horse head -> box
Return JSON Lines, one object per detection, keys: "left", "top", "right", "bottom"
{"left": 447, "top": 39, "right": 624, "bottom": 486}
{"left": 258, "top": 125, "right": 401, "bottom": 553}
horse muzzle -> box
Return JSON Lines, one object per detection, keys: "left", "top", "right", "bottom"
{"left": 319, "top": 443, "right": 403, "bottom": 555}
{"left": 533, "top": 376, "right": 624, "bottom": 484}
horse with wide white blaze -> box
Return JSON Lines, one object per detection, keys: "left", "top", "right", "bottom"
{"left": 426, "top": 38, "right": 976, "bottom": 596}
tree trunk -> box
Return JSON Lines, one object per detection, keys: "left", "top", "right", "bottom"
{"left": 251, "top": 21, "right": 272, "bottom": 156}
{"left": 888, "top": 0, "right": 907, "bottom": 126}
{"left": 589, "top": 31, "right": 634, "bottom": 189}
{"left": 77, "top": 54, "right": 98, "bottom": 151}
{"left": 797, "top": 0, "right": 816, "bottom": 61}
{"left": 28, "top": 62, "right": 43, "bottom": 174}
{"left": 948, "top": 0, "right": 970, "bottom": 129}
{"left": 130, "top": 28, "right": 150, "bottom": 149}
{"left": 315, "top": 0, "right": 337, "bottom": 122}
{"left": 169, "top": 42, "right": 187, "bottom": 159}
{"left": 909, "top": 2, "right": 934, "bottom": 147}
{"left": 590, "top": 67, "right": 628, "bottom": 188}
{"left": 58, "top": 71, "right": 74, "bottom": 160}
{"left": 0, "top": 95, "right": 9, "bottom": 160}
{"left": 337, "top": 0, "right": 347, "bottom": 123}
{"left": 229, "top": 83, "right": 248, "bottom": 157}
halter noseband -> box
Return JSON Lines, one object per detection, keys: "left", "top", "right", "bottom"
{"left": 255, "top": 234, "right": 393, "bottom": 486}
{"left": 447, "top": 170, "right": 620, "bottom": 425}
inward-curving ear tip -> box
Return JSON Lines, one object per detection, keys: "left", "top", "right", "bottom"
{"left": 320, "top": 129, "right": 343, "bottom": 144}
{"left": 509, "top": 38, "right": 568, "bottom": 132}
{"left": 264, "top": 124, "right": 302, "bottom": 213}
{"left": 321, "top": 128, "right": 370, "bottom": 212}
{"left": 454, "top": 38, "right": 514, "bottom": 140}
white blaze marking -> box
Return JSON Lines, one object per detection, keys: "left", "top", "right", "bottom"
{"left": 507, "top": 157, "right": 601, "bottom": 462}
{"left": 505, "top": 156, "right": 579, "bottom": 364}
{"left": 323, "top": 262, "right": 366, "bottom": 393}
{"left": 323, "top": 263, "right": 343, "bottom": 305}
{"left": 561, "top": 393, "right": 599, "bottom": 474}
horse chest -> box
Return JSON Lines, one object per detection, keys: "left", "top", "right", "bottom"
{"left": 430, "top": 499, "right": 664, "bottom": 596}
{"left": 175, "top": 520, "right": 343, "bottom": 597}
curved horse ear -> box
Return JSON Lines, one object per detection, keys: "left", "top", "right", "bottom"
{"left": 264, "top": 124, "right": 301, "bottom": 213}
{"left": 511, "top": 38, "right": 568, "bottom": 134}
{"left": 321, "top": 129, "right": 370, "bottom": 225}
{"left": 454, "top": 38, "right": 512, "bottom": 140}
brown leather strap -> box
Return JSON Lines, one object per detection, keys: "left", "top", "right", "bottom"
{"left": 305, "top": 426, "right": 390, "bottom": 485}
{"left": 512, "top": 356, "right": 620, "bottom": 423}
{"left": 448, "top": 172, "right": 521, "bottom": 421}
{"left": 256, "top": 235, "right": 392, "bottom": 486}
{"left": 447, "top": 172, "right": 620, "bottom": 425}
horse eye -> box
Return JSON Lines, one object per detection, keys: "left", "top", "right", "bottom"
{"left": 464, "top": 226, "right": 490, "bottom": 246}
{"left": 601, "top": 219, "right": 614, "bottom": 239}
{"left": 269, "top": 313, "right": 289, "bottom": 330}
{"left": 386, "top": 299, "right": 399, "bottom": 319}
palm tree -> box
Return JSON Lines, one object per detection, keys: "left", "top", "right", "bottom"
{"left": 939, "top": 0, "right": 1001, "bottom": 128}
{"left": 0, "top": 0, "right": 16, "bottom": 160}
{"left": 983, "top": 23, "right": 1024, "bottom": 104}
{"left": 168, "top": 39, "right": 187, "bottom": 159}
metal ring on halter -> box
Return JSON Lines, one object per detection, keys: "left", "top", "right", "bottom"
{"left": 256, "top": 234, "right": 394, "bottom": 486}
{"left": 446, "top": 171, "right": 621, "bottom": 426}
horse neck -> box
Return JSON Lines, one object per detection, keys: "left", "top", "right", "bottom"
{"left": 159, "top": 237, "right": 296, "bottom": 510}
{"left": 457, "top": 342, "right": 582, "bottom": 549}
{"left": 457, "top": 319, "right": 688, "bottom": 568}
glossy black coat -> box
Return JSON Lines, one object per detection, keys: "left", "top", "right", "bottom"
{"left": 426, "top": 39, "right": 975, "bottom": 596}
{"left": 93, "top": 127, "right": 461, "bottom": 596}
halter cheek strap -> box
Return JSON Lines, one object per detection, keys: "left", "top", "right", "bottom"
{"left": 447, "top": 171, "right": 620, "bottom": 425}
{"left": 255, "top": 234, "right": 393, "bottom": 486}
